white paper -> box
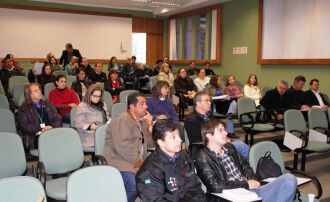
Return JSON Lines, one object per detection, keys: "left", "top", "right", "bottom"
{"left": 284, "top": 131, "right": 303, "bottom": 150}
{"left": 263, "top": 177, "right": 311, "bottom": 186}
{"left": 309, "top": 129, "right": 327, "bottom": 143}
{"left": 212, "top": 95, "right": 230, "bottom": 100}
{"left": 34, "top": 62, "right": 44, "bottom": 75}
{"left": 212, "top": 188, "right": 261, "bottom": 201}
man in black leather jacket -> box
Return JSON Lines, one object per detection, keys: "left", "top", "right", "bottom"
{"left": 136, "top": 120, "right": 207, "bottom": 202}
{"left": 195, "top": 119, "right": 297, "bottom": 202}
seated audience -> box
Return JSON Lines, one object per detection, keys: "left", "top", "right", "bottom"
{"left": 286, "top": 75, "right": 309, "bottom": 110}
{"left": 108, "top": 56, "right": 123, "bottom": 78}
{"left": 136, "top": 120, "right": 207, "bottom": 202}
{"left": 103, "top": 92, "right": 154, "bottom": 202}
{"left": 203, "top": 61, "right": 216, "bottom": 76}
{"left": 194, "top": 68, "right": 210, "bottom": 92}
{"left": 0, "top": 57, "right": 24, "bottom": 94}
{"left": 260, "top": 80, "right": 294, "bottom": 122}
{"left": 147, "top": 80, "right": 179, "bottom": 122}
{"left": 48, "top": 56, "right": 61, "bottom": 71}
{"left": 184, "top": 91, "right": 249, "bottom": 160}
{"left": 158, "top": 63, "right": 174, "bottom": 87}
{"left": 65, "top": 56, "right": 79, "bottom": 75}
{"left": 3, "top": 53, "right": 21, "bottom": 69}
{"left": 104, "top": 69, "right": 125, "bottom": 103}
{"left": 46, "top": 52, "right": 54, "bottom": 62}
{"left": 75, "top": 84, "right": 110, "bottom": 147}
{"left": 205, "top": 75, "right": 238, "bottom": 139}
{"left": 195, "top": 119, "right": 297, "bottom": 202}
{"left": 79, "top": 57, "right": 93, "bottom": 78}
{"left": 174, "top": 68, "right": 198, "bottom": 110}
{"left": 187, "top": 60, "right": 198, "bottom": 76}
{"left": 135, "top": 63, "right": 150, "bottom": 89}
{"left": 59, "top": 43, "right": 82, "bottom": 66}
{"left": 17, "top": 83, "right": 62, "bottom": 150}
{"left": 243, "top": 74, "right": 261, "bottom": 106}
{"left": 303, "top": 79, "right": 329, "bottom": 110}
{"left": 162, "top": 56, "right": 172, "bottom": 70}
{"left": 71, "top": 68, "right": 92, "bottom": 100}
{"left": 147, "top": 59, "right": 162, "bottom": 76}
{"left": 89, "top": 62, "right": 107, "bottom": 83}
{"left": 225, "top": 74, "right": 244, "bottom": 100}
{"left": 48, "top": 75, "right": 79, "bottom": 123}
{"left": 28, "top": 63, "right": 56, "bottom": 93}
{"left": 122, "top": 56, "right": 137, "bottom": 84}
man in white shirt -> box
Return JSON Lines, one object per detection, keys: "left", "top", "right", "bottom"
{"left": 194, "top": 68, "right": 210, "bottom": 92}
{"left": 303, "top": 79, "right": 329, "bottom": 110}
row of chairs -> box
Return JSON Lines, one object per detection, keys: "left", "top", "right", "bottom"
{"left": 284, "top": 108, "right": 330, "bottom": 171}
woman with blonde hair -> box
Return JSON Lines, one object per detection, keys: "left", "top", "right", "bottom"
{"left": 75, "top": 84, "right": 110, "bottom": 147}
{"left": 158, "top": 63, "right": 174, "bottom": 87}
{"left": 243, "top": 73, "right": 261, "bottom": 106}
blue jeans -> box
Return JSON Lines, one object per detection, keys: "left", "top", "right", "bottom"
{"left": 226, "top": 101, "right": 237, "bottom": 133}
{"left": 254, "top": 173, "right": 297, "bottom": 202}
{"left": 120, "top": 171, "right": 137, "bottom": 202}
{"left": 232, "top": 140, "right": 249, "bottom": 159}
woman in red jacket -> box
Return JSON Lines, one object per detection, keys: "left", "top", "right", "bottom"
{"left": 49, "top": 75, "right": 79, "bottom": 123}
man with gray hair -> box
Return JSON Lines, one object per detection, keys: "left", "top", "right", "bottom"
{"left": 260, "top": 80, "right": 294, "bottom": 122}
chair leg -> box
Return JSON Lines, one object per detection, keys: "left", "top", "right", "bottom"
{"left": 301, "top": 152, "right": 307, "bottom": 171}
{"left": 293, "top": 152, "right": 299, "bottom": 170}
{"left": 245, "top": 133, "right": 249, "bottom": 144}
{"left": 250, "top": 134, "right": 254, "bottom": 146}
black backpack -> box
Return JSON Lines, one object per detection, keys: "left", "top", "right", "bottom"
{"left": 256, "top": 151, "right": 283, "bottom": 180}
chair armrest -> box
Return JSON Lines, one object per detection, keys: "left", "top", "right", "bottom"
{"left": 239, "top": 112, "right": 256, "bottom": 128}
{"left": 289, "top": 130, "right": 308, "bottom": 148}
{"left": 313, "top": 127, "right": 330, "bottom": 143}
{"left": 289, "top": 169, "right": 323, "bottom": 199}
{"left": 37, "top": 162, "right": 46, "bottom": 188}
{"left": 95, "top": 155, "right": 108, "bottom": 165}
{"left": 190, "top": 142, "right": 204, "bottom": 146}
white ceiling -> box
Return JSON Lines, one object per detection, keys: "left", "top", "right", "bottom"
{"left": 29, "top": 0, "right": 231, "bottom": 16}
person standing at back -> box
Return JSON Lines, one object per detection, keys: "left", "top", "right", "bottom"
{"left": 59, "top": 43, "right": 82, "bottom": 67}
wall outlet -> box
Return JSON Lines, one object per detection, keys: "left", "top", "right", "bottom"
{"left": 233, "top": 47, "right": 248, "bottom": 54}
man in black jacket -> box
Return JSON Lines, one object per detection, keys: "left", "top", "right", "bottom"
{"left": 303, "top": 79, "right": 329, "bottom": 110}
{"left": 195, "top": 119, "right": 297, "bottom": 202}
{"left": 136, "top": 120, "right": 207, "bottom": 202}
{"left": 286, "top": 75, "right": 310, "bottom": 111}
{"left": 59, "top": 43, "right": 82, "bottom": 66}
{"left": 0, "top": 57, "right": 24, "bottom": 95}
{"left": 260, "top": 80, "right": 295, "bottom": 122}
{"left": 89, "top": 62, "right": 107, "bottom": 83}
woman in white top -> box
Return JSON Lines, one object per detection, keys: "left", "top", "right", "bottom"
{"left": 194, "top": 68, "right": 210, "bottom": 92}
{"left": 243, "top": 73, "right": 261, "bottom": 106}
{"left": 158, "top": 63, "right": 174, "bottom": 87}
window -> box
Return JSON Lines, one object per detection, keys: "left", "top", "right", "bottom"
{"left": 132, "top": 33, "right": 146, "bottom": 64}
{"left": 169, "top": 5, "right": 222, "bottom": 64}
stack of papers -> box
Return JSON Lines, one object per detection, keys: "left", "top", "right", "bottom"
{"left": 212, "top": 188, "right": 261, "bottom": 201}
{"left": 212, "top": 95, "right": 230, "bottom": 100}
{"left": 263, "top": 177, "right": 311, "bottom": 186}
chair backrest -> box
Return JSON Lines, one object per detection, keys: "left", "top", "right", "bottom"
{"left": 95, "top": 125, "right": 107, "bottom": 156}
{"left": 110, "top": 103, "right": 127, "bottom": 117}
{"left": 103, "top": 91, "right": 114, "bottom": 112}
{"left": 237, "top": 97, "right": 257, "bottom": 122}
{"left": 0, "top": 84, "right": 5, "bottom": 95}
{"left": 284, "top": 109, "right": 307, "bottom": 135}
{"left": 12, "top": 83, "right": 28, "bottom": 107}
{"left": 153, "top": 75, "right": 159, "bottom": 86}
{"left": 0, "top": 94, "right": 9, "bottom": 109}
{"left": 0, "top": 176, "right": 47, "bottom": 202}
{"left": 119, "top": 90, "right": 138, "bottom": 103}
{"left": 249, "top": 141, "right": 285, "bottom": 174}
{"left": 8, "top": 76, "right": 29, "bottom": 96}
{"left": 38, "top": 128, "right": 84, "bottom": 174}
{"left": 0, "top": 109, "right": 16, "bottom": 133}
{"left": 189, "top": 75, "right": 197, "bottom": 80}
{"left": 67, "top": 166, "right": 127, "bottom": 202}
{"left": 308, "top": 107, "right": 328, "bottom": 131}
{"left": 184, "top": 128, "right": 190, "bottom": 153}
{"left": 261, "top": 86, "right": 272, "bottom": 97}
{"left": 235, "top": 81, "right": 244, "bottom": 90}
{"left": 0, "top": 132, "right": 26, "bottom": 178}
{"left": 66, "top": 75, "right": 76, "bottom": 88}
{"left": 70, "top": 106, "right": 77, "bottom": 128}
{"left": 44, "top": 83, "right": 56, "bottom": 99}
{"left": 53, "top": 70, "right": 68, "bottom": 77}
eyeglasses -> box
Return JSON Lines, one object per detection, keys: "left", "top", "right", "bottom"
{"left": 200, "top": 99, "right": 211, "bottom": 103}
{"left": 91, "top": 94, "right": 102, "bottom": 98}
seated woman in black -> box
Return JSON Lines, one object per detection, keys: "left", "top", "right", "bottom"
{"left": 17, "top": 83, "right": 62, "bottom": 151}
{"left": 28, "top": 63, "right": 56, "bottom": 93}
{"left": 71, "top": 68, "right": 92, "bottom": 101}
{"left": 105, "top": 69, "right": 125, "bottom": 103}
